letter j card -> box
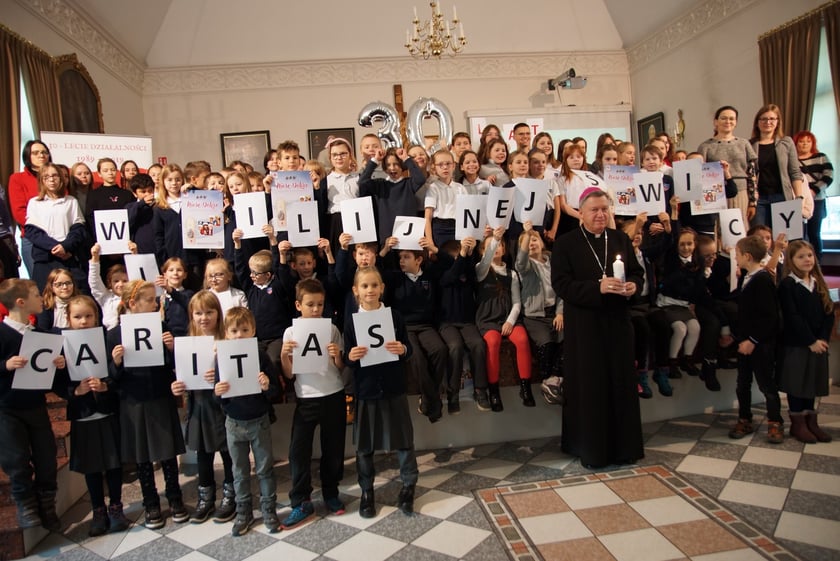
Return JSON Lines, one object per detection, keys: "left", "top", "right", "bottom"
{"left": 352, "top": 307, "right": 398, "bottom": 367}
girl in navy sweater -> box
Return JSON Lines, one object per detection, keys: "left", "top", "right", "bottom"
{"left": 107, "top": 280, "right": 187, "bottom": 529}
{"left": 344, "top": 267, "right": 416, "bottom": 519}
{"left": 778, "top": 240, "right": 835, "bottom": 443}
{"left": 63, "top": 295, "right": 130, "bottom": 536}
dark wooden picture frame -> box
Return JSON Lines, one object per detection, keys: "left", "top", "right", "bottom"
{"left": 637, "top": 112, "right": 665, "bottom": 147}
{"left": 307, "top": 128, "right": 356, "bottom": 161}
{"left": 220, "top": 130, "right": 271, "bottom": 171}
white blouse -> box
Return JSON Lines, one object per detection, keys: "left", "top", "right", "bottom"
{"left": 25, "top": 195, "right": 84, "bottom": 241}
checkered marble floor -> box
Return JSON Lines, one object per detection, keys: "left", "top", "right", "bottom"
{"left": 26, "top": 387, "right": 840, "bottom": 561}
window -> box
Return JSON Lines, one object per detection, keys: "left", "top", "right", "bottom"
{"left": 810, "top": 29, "right": 840, "bottom": 245}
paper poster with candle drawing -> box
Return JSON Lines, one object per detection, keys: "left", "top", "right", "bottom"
{"left": 182, "top": 189, "right": 224, "bottom": 249}
{"left": 271, "top": 171, "right": 314, "bottom": 231}
{"left": 691, "top": 162, "right": 727, "bottom": 215}
{"left": 11, "top": 331, "right": 64, "bottom": 390}
{"left": 174, "top": 336, "right": 216, "bottom": 391}
{"left": 605, "top": 165, "right": 639, "bottom": 216}
{"left": 63, "top": 327, "right": 108, "bottom": 381}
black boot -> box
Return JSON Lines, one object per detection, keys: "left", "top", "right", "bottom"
{"left": 16, "top": 497, "right": 41, "bottom": 529}
{"left": 37, "top": 490, "right": 61, "bottom": 532}
{"left": 359, "top": 489, "right": 376, "bottom": 519}
{"left": 214, "top": 482, "right": 236, "bottom": 523}
{"left": 680, "top": 356, "right": 701, "bottom": 376}
{"left": 192, "top": 485, "right": 216, "bottom": 523}
{"left": 89, "top": 506, "right": 110, "bottom": 537}
{"left": 397, "top": 485, "right": 415, "bottom": 516}
{"left": 701, "top": 360, "right": 721, "bottom": 391}
{"left": 488, "top": 383, "right": 504, "bottom": 412}
{"left": 519, "top": 379, "right": 536, "bottom": 407}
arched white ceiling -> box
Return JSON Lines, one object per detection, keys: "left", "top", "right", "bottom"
{"left": 70, "top": 0, "right": 701, "bottom": 68}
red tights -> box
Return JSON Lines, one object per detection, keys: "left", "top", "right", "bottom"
{"left": 484, "top": 326, "right": 532, "bottom": 384}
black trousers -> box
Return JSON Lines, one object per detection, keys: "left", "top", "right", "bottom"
{"left": 356, "top": 448, "right": 417, "bottom": 491}
{"left": 0, "top": 407, "right": 57, "bottom": 502}
{"left": 288, "top": 391, "right": 346, "bottom": 508}
{"left": 406, "top": 324, "right": 448, "bottom": 416}
{"left": 736, "top": 342, "right": 782, "bottom": 423}
{"left": 439, "top": 323, "right": 487, "bottom": 391}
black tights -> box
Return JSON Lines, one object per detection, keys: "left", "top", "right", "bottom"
{"left": 196, "top": 449, "right": 234, "bottom": 487}
{"left": 787, "top": 395, "right": 816, "bottom": 413}
{"left": 85, "top": 468, "right": 123, "bottom": 508}
{"left": 137, "top": 458, "right": 181, "bottom": 507}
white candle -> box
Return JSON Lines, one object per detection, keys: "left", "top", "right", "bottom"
{"left": 446, "top": 20, "right": 451, "bottom": 36}
{"left": 459, "top": 21, "right": 464, "bottom": 39}
{"left": 613, "top": 255, "right": 625, "bottom": 283}
{"left": 453, "top": 5, "right": 458, "bottom": 20}
{"left": 413, "top": 6, "right": 418, "bottom": 20}
{"left": 435, "top": 2, "right": 441, "bottom": 16}
{"left": 406, "top": 29, "right": 410, "bottom": 44}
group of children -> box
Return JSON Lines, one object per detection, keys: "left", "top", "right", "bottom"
{"left": 0, "top": 126, "right": 835, "bottom": 540}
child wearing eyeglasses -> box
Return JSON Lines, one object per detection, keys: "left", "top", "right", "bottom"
{"left": 423, "top": 150, "right": 466, "bottom": 248}
{"left": 205, "top": 258, "right": 248, "bottom": 318}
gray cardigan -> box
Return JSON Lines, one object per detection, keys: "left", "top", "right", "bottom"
{"left": 515, "top": 247, "right": 563, "bottom": 318}
{"left": 750, "top": 136, "right": 803, "bottom": 201}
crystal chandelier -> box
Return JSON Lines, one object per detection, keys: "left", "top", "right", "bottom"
{"left": 405, "top": 2, "right": 466, "bottom": 60}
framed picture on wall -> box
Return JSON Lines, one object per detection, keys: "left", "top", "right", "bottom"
{"left": 220, "top": 130, "right": 271, "bottom": 171}
{"left": 636, "top": 112, "right": 665, "bottom": 147}
{"left": 308, "top": 128, "right": 355, "bottom": 163}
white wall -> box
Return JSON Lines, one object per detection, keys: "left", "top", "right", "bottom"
{"left": 142, "top": 52, "right": 631, "bottom": 168}
{"left": 2, "top": 3, "right": 145, "bottom": 138}
{"left": 629, "top": 0, "right": 825, "bottom": 152}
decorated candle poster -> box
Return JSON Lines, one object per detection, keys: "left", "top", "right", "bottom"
{"left": 270, "top": 171, "right": 314, "bottom": 231}
{"left": 604, "top": 165, "right": 639, "bottom": 216}
{"left": 181, "top": 189, "right": 224, "bottom": 249}
{"left": 691, "top": 162, "right": 727, "bottom": 215}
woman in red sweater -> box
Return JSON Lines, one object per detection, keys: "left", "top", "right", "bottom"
{"left": 8, "top": 140, "right": 52, "bottom": 276}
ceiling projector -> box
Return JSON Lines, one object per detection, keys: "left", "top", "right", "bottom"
{"left": 548, "top": 68, "right": 587, "bottom": 90}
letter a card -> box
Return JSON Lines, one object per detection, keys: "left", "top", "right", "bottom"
{"left": 11, "top": 332, "right": 63, "bottom": 390}
{"left": 62, "top": 327, "right": 108, "bottom": 381}
{"left": 216, "top": 338, "right": 261, "bottom": 398}
{"left": 352, "top": 307, "right": 398, "bottom": 367}
{"left": 292, "top": 318, "right": 332, "bottom": 374}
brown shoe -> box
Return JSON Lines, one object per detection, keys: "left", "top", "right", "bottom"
{"left": 729, "top": 418, "right": 754, "bottom": 439}
{"left": 767, "top": 421, "right": 784, "bottom": 444}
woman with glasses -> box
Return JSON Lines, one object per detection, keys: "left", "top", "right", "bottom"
{"left": 24, "top": 164, "right": 88, "bottom": 293}
{"left": 8, "top": 140, "right": 52, "bottom": 277}
{"left": 698, "top": 107, "right": 758, "bottom": 226}
{"left": 749, "top": 104, "right": 805, "bottom": 227}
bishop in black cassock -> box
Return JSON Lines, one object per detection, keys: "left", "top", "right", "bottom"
{"left": 550, "top": 189, "right": 645, "bottom": 468}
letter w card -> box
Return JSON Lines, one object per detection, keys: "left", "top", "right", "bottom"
{"left": 352, "top": 307, "right": 398, "bottom": 367}
{"left": 94, "top": 209, "right": 130, "bottom": 255}
{"left": 292, "top": 318, "right": 332, "bottom": 374}
{"left": 62, "top": 328, "right": 107, "bottom": 381}
{"left": 11, "top": 332, "right": 63, "bottom": 390}
{"left": 217, "top": 338, "right": 262, "bottom": 398}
